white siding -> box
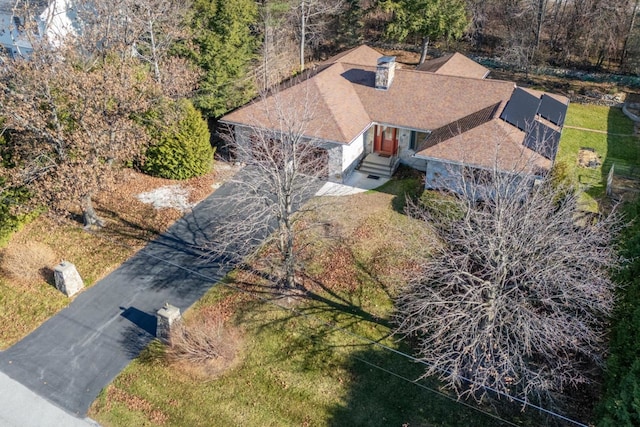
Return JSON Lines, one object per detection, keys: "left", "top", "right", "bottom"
{"left": 342, "top": 134, "right": 365, "bottom": 171}
{"left": 425, "top": 159, "right": 462, "bottom": 190}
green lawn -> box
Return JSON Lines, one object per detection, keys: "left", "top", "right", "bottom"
{"left": 91, "top": 286, "right": 521, "bottom": 427}
{"left": 90, "top": 177, "right": 530, "bottom": 427}
{"left": 557, "top": 104, "right": 640, "bottom": 210}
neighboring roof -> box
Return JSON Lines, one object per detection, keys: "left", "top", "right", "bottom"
{"left": 0, "top": 0, "right": 76, "bottom": 53}
{"left": 416, "top": 52, "right": 490, "bottom": 79}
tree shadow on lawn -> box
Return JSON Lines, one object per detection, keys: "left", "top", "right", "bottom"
{"left": 327, "top": 343, "right": 576, "bottom": 427}
{"left": 599, "top": 107, "right": 640, "bottom": 207}
{"left": 227, "top": 269, "right": 513, "bottom": 425}
{"left": 230, "top": 270, "right": 570, "bottom": 427}
{"left": 326, "top": 345, "right": 520, "bottom": 427}
{"left": 373, "top": 166, "right": 425, "bottom": 214}
{"left": 230, "top": 265, "right": 392, "bottom": 332}
{"left": 91, "top": 207, "right": 165, "bottom": 245}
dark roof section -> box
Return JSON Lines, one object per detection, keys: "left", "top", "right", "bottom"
{"left": 537, "top": 94, "right": 568, "bottom": 126}
{"left": 524, "top": 121, "right": 561, "bottom": 160}
{"left": 418, "top": 102, "right": 501, "bottom": 152}
{"left": 500, "top": 87, "right": 541, "bottom": 131}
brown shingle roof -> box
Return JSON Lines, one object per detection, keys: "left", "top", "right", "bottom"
{"left": 222, "top": 64, "right": 515, "bottom": 143}
{"left": 220, "top": 46, "right": 563, "bottom": 171}
{"left": 346, "top": 66, "right": 514, "bottom": 131}
{"left": 416, "top": 119, "right": 552, "bottom": 172}
{"left": 416, "top": 52, "right": 490, "bottom": 79}
{"left": 418, "top": 103, "right": 501, "bottom": 151}
{"left": 221, "top": 63, "right": 371, "bottom": 143}
{"left": 320, "top": 44, "right": 383, "bottom": 67}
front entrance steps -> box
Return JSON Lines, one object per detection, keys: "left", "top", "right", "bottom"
{"left": 357, "top": 153, "right": 400, "bottom": 178}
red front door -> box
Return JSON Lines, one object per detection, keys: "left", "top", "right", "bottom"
{"left": 373, "top": 125, "right": 398, "bottom": 156}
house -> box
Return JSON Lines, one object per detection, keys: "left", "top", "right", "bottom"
{"left": 0, "top": 0, "right": 76, "bottom": 57}
{"left": 219, "top": 45, "right": 569, "bottom": 190}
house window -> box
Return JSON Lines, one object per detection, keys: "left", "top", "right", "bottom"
{"left": 463, "top": 167, "right": 493, "bottom": 183}
{"left": 410, "top": 131, "right": 429, "bottom": 150}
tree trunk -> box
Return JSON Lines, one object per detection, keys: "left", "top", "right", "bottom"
{"left": 419, "top": 36, "right": 429, "bottom": 65}
{"left": 82, "top": 194, "right": 105, "bottom": 230}
{"left": 263, "top": 7, "right": 270, "bottom": 91}
{"left": 621, "top": 0, "right": 640, "bottom": 68}
{"left": 300, "top": 0, "right": 306, "bottom": 72}
{"left": 281, "top": 191, "right": 295, "bottom": 289}
{"left": 148, "top": 18, "right": 161, "bottom": 84}
{"left": 283, "top": 228, "right": 295, "bottom": 288}
{"left": 532, "top": 0, "right": 547, "bottom": 60}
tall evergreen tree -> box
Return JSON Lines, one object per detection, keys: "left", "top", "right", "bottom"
{"left": 188, "top": 0, "right": 259, "bottom": 117}
{"left": 336, "top": 0, "right": 365, "bottom": 47}
{"left": 383, "top": 0, "right": 469, "bottom": 63}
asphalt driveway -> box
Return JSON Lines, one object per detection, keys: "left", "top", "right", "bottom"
{"left": 0, "top": 167, "right": 322, "bottom": 418}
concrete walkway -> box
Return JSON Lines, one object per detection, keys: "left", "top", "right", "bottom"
{"left": 316, "top": 170, "right": 390, "bottom": 196}
{"left": 0, "top": 372, "right": 99, "bottom": 427}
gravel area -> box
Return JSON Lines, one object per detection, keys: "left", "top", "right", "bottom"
{"left": 136, "top": 185, "right": 195, "bottom": 212}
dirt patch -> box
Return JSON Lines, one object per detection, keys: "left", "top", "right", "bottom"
{"left": 104, "top": 386, "right": 169, "bottom": 425}
{"left": 609, "top": 175, "right": 640, "bottom": 202}
{"left": 578, "top": 148, "right": 602, "bottom": 168}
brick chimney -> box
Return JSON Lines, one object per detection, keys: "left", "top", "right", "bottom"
{"left": 375, "top": 56, "right": 396, "bottom": 90}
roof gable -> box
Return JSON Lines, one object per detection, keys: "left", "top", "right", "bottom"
{"left": 320, "top": 44, "right": 383, "bottom": 67}
{"left": 416, "top": 52, "right": 490, "bottom": 79}
{"left": 221, "top": 63, "right": 371, "bottom": 143}
{"left": 416, "top": 119, "right": 551, "bottom": 173}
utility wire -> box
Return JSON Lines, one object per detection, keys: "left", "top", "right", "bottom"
{"left": 88, "top": 227, "right": 589, "bottom": 427}
{"left": 350, "top": 354, "right": 522, "bottom": 427}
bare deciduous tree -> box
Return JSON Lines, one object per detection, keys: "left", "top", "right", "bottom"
{"left": 396, "top": 164, "right": 619, "bottom": 404}
{"left": 126, "top": 0, "right": 192, "bottom": 86}
{"left": 0, "top": 0, "right": 197, "bottom": 227}
{"left": 290, "top": 0, "right": 344, "bottom": 71}
{"left": 256, "top": 0, "right": 299, "bottom": 91}
{"left": 209, "top": 90, "right": 328, "bottom": 289}
{"left": 0, "top": 34, "right": 160, "bottom": 227}
{"left": 72, "top": 0, "right": 197, "bottom": 97}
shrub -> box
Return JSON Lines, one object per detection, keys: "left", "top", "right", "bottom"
{"left": 598, "top": 198, "right": 640, "bottom": 425}
{"left": 0, "top": 186, "right": 37, "bottom": 247}
{"left": 1, "top": 241, "right": 58, "bottom": 283}
{"left": 0, "top": 130, "right": 38, "bottom": 246}
{"left": 143, "top": 99, "right": 214, "bottom": 180}
{"left": 166, "top": 315, "right": 241, "bottom": 378}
